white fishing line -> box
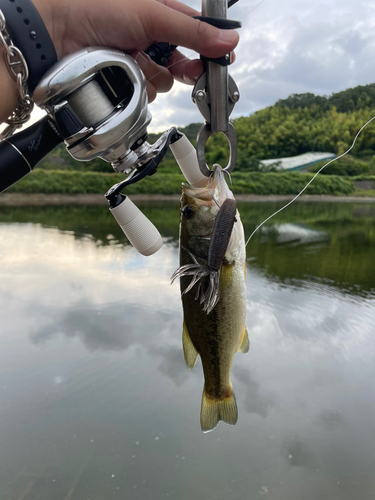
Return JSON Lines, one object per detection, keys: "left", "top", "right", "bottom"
{"left": 67, "top": 80, "right": 113, "bottom": 127}
{"left": 244, "top": 115, "right": 375, "bottom": 247}
{"left": 238, "top": 0, "right": 265, "bottom": 20}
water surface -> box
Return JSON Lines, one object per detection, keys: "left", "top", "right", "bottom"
{"left": 0, "top": 201, "right": 375, "bottom": 500}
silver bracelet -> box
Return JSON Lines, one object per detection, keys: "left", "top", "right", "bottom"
{"left": 0, "top": 8, "right": 34, "bottom": 139}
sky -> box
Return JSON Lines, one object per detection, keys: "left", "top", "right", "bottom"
{"left": 8, "top": 0, "right": 375, "bottom": 135}
{"left": 148, "top": 0, "right": 375, "bottom": 131}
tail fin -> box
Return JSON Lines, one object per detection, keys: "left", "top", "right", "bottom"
{"left": 200, "top": 388, "right": 238, "bottom": 433}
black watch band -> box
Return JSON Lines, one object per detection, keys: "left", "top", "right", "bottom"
{"left": 0, "top": 0, "right": 57, "bottom": 94}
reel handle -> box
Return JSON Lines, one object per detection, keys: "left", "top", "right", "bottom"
{"left": 110, "top": 195, "right": 163, "bottom": 256}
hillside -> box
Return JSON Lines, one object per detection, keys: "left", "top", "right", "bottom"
{"left": 225, "top": 84, "right": 375, "bottom": 167}
{"left": 275, "top": 84, "right": 375, "bottom": 113}
{"left": 32, "top": 83, "right": 375, "bottom": 182}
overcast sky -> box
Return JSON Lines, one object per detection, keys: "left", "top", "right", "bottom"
{"left": 12, "top": 0, "right": 375, "bottom": 136}
{"left": 149, "top": 0, "right": 375, "bottom": 131}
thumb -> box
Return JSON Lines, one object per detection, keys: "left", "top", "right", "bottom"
{"left": 146, "top": 4, "right": 239, "bottom": 58}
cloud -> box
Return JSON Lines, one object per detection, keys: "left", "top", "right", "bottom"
{"left": 19, "top": 0, "right": 375, "bottom": 141}
{"left": 233, "top": 366, "right": 277, "bottom": 418}
{"left": 281, "top": 437, "right": 315, "bottom": 467}
{"left": 148, "top": 0, "right": 375, "bottom": 131}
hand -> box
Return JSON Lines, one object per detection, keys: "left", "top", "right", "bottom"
{"left": 32, "top": 0, "right": 239, "bottom": 102}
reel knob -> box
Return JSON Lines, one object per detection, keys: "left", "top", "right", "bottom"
{"left": 110, "top": 195, "right": 163, "bottom": 256}
{"left": 170, "top": 133, "right": 208, "bottom": 188}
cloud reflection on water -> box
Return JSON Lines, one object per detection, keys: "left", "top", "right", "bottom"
{"left": 232, "top": 366, "right": 277, "bottom": 418}
{"left": 1, "top": 211, "right": 375, "bottom": 499}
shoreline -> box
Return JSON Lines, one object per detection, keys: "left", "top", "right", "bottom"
{"left": 0, "top": 193, "right": 375, "bottom": 206}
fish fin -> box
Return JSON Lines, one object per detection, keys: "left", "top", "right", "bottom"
{"left": 182, "top": 322, "right": 198, "bottom": 371}
{"left": 238, "top": 326, "right": 250, "bottom": 354}
{"left": 200, "top": 388, "right": 238, "bottom": 433}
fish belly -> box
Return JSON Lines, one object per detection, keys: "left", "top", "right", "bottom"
{"left": 182, "top": 259, "right": 246, "bottom": 432}
{"left": 189, "top": 261, "right": 245, "bottom": 372}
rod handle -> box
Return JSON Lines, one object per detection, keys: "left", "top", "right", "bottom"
{"left": 0, "top": 117, "right": 62, "bottom": 193}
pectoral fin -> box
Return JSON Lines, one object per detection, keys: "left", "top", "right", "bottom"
{"left": 238, "top": 326, "right": 250, "bottom": 354}
{"left": 182, "top": 322, "right": 198, "bottom": 370}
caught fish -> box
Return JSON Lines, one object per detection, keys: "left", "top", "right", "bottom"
{"left": 171, "top": 164, "right": 248, "bottom": 432}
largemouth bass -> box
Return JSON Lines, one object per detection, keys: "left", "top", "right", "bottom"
{"left": 171, "top": 164, "right": 248, "bottom": 432}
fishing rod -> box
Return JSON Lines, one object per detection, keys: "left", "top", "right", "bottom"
{"left": 0, "top": 0, "right": 241, "bottom": 256}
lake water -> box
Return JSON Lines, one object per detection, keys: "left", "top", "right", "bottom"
{"left": 1, "top": 200, "right": 375, "bottom": 500}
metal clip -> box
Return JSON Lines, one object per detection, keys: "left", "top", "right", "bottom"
{"left": 192, "top": 0, "right": 240, "bottom": 177}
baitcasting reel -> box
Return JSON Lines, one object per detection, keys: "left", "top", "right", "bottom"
{"left": 0, "top": 47, "right": 207, "bottom": 255}
{"left": 33, "top": 47, "right": 152, "bottom": 174}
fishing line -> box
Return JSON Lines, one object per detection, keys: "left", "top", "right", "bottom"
{"left": 244, "top": 115, "right": 375, "bottom": 247}
{"left": 207, "top": 171, "right": 221, "bottom": 208}
{"left": 237, "top": 0, "right": 265, "bottom": 20}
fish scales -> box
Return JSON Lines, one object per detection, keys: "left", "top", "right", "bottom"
{"left": 173, "top": 164, "right": 248, "bottom": 432}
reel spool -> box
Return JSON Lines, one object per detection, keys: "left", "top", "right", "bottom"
{"left": 33, "top": 47, "right": 151, "bottom": 172}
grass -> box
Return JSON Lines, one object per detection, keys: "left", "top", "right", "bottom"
{"left": 6, "top": 168, "right": 375, "bottom": 197}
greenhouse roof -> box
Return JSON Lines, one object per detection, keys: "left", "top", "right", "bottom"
{"left": 261, "top": 152, "right": 336, "bottom": 172}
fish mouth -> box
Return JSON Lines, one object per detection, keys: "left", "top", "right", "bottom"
{"left": 182, "top": 164, "right": 233, "bottom": 205}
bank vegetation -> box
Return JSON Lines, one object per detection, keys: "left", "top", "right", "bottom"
{"left": 7, "top": 83, "right": 375, "bottom": 197}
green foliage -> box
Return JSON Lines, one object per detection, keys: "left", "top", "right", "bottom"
{"left": 275, "top": 83, "right": 375, "bottom": 113}
{"left": 236, "top": 151, "right": 262, "bottom": 171}
{"left": 275, "top": 92, "right": 328, "bottom": 110}
{"left": 206, "top": 83, "right": 375, "bottom": 163}
{"left": 236, "top": 151, "right": 282, "bottom": 172}
{"left": 7, "top": 169, "right": 358, "bottom": 196}
{"left": 7, "top": 170, "right": 186, "bottom": 195}
{"left": 231, "top": 105, "right": 375, "bottom": 160}
{"left": 23, "top": 83, "right": 375, "bottom": 187}
{"left": 310, "top": 155, "right": 371, "bottom": 176}
{"left": 231, "top": 172, "right": 354, "bottom": 195}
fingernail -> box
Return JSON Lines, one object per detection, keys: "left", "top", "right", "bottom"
{"left": 193, "top": 72, "right": 202, "bottom": 82}
{"left": 135, "top": 52, "right": 150, "bottom": 72}
{"left": 218, "top": 29, "right": 239, "bottom": 45}
{"left": 183, "top": 71, "right": 201, "bottom": 85}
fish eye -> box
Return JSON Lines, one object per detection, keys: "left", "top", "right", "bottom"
{"left": 182, "top": 205, "right": 195, "bottom": 219}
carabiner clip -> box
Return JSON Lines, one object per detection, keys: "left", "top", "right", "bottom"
{"left": 195, "top": 122, "right": 237, "bottom": 178}
{"left": 192, "top": 0, "right": 240, "bottom": 177}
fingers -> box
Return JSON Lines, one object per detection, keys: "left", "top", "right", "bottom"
{"left": 146, "top": 82, "right": 157, "bottom": 103}
{"left": 144, "top": 2, "right": 239, "bottom": 58}
{"left": 166, "top": 49, "right": 237, "bottom": 86}
{"left": 167, "top": 50, "right": 204, "bottom": 85}
{"left": 132, "top": 51, "right": 174, "bottom": 101}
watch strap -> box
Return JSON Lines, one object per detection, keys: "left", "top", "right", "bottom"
{"left": 0, "top": 0, "right": 57, "bottom": 93}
